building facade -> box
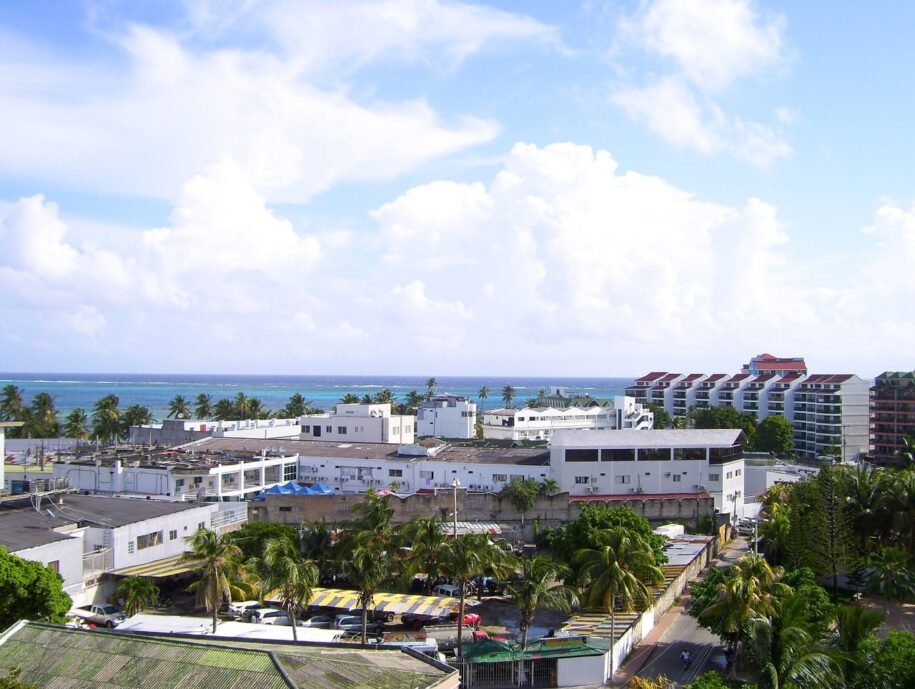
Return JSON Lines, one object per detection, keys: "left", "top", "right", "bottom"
{"left": 870, "top": 371, "right": 915, "bottom": 463}
{"left": 299, "top": 403, "right": 415, "bottom": 444}
{"left": 482, "top": 396, "right": 653, "bottom": 441}
{"left": 627, "top": 355, "right": 870, "bottom": 462}
{"left": 550, "top": 429, "right": 747, "bottom": 518}
{"left": 416, "top": 395, "right": 477, "bottom": 438}
{"left": 129, "top": 418, "right": 302, "bottom": 446}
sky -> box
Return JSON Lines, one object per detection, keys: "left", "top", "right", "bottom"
{"left": 0, "top": 0, "right": 913, "bottom": 378}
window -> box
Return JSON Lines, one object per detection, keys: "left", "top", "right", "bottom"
{"left": 194, "top": 476, "right": 203, "bottom": 485}
{"left": 279, "top": 506, "right": 293, "bottom": 513}
{"left": 337, "top": 426, "right": 347, "bottom": 435}
{"left": 325, "top": 425, "right": 332, "bottom": 433}
{"left": 283, "top": 464, "right": 297, "bottom": 481}
{"left": 615, "top": 475, "right": 631, "bottom": 484}
{"left": 708, "top": 473, "right": 720, "bottom": 482}
{"left": 566, "top": 449, "right": 599, "bottom": 462}
{"left": 169, "top": 529, "right": 178, "bottom": 541}
{"left": 128, "top": 541, "right": 134, "bottom": 555}
{"left": 672, "top": 474, "right": 682, "bottom": 482}
{"left": 393, "top": 427, "right": 400, "bottom": 434}
{"left": 574, "top": 476, "right": 590, "bottom": 484}
{"left": 639, "top": 448, "right": 671, "bottom": 462}
{"left": 601, "top": 449, "right": 635, "bottom": 462}
{"left": 389, "top": 469, "right": 403, "bottom": 477}
{"left": 303, "top": 425, "right": 311, "bottom": 433}
{"left": 405, "top": 425, "right": 411, "bottom": 433}
{"left": 136, "top": 531, "right": 163, "bottom": 550}
{"left": 175, "top": 479, "right": 185, "bottom": 488}
{"left": 420, "top": 470, "right": 434, "bottom": 479}
{"left": 673, "top": 448, "right": 706, "bottom": 461}
{"left": 47, "top": 561, "right": 59, "bottom": 573}
{"left": 726, "top": 471, "right": 733, "bottom": 479}
{"left": 493, "top": 474, "right": 508, "bottom": 482}
{"left": 735, "top": 468, "right": 742, "bottom": 476}
{"left": 198, "top": 522, "right": 206, "bottom": 531}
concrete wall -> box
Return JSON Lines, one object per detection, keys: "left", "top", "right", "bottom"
{"left": 248, "top": 492, "right": 717, "bottom": 540}
{"left": 557, "top": 653, "right": 608, "bottom": 687}
{"left": 108, "top": 504, "right": 218, "bottom": 570}
{"left": 13, "top": 535, "right": 85, "bottom": 592}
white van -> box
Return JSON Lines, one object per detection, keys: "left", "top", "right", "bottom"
{"left": 432, "top": 584, "right": 459, "bottom": 598}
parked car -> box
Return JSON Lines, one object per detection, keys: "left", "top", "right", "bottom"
{"left": 334, "top": 614, "right": 382, "bottom": 634}
{"left": 247, "top": 608, "right": 295, "bottom": 625}
{"left": 431, "top": 584, "right": 459, "bottom": 598}
{"left": 221, "top": 600, "right": 263, "bottom": 617}
{"left": 74, "top": 604, "right": 127, "bottom": 628}
{"left": 299, "top": 614, "right": 333, "bottom": 629}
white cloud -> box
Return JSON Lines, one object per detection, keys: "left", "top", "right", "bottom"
{"left": 0, "top": 0, "right": 556, "bottom": 201}
{"left": 613, "top": 0, "right": 791, "bottom": 167}
{"left": 3, "top": 142, "right": 913, "bottom": 374}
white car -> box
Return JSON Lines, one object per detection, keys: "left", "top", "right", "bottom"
{"left": 223, "top": 600, "right": 263, "bottom": 616}
{"left": 246, "top": 608, "right": 294, "bottom": 625}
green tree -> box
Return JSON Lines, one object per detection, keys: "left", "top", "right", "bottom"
{"left": 834, "top": 604, "right": 884, "bottom": 657}
{"left": 648, "top": 403, "right": 672, "bottom": 429}
{"left": 865, "top": 547, "right": 915, "bottom": 609}
{"left": 344, "top": 544, "right": 387, "bottom": 643}
{"left": 281, "top": 393, "right": 308, "bottom": 418}
{"left": 0, "top": 385, "right": 25, "bottom": 425}
{"left": 548, "top": 504, "right": 667, "bottom": 568}
{"left": 759, "top": 503, "right": 791, "bottom": 566}
{"left": 841, "top": 465, "right": 889, "bottom": 553}
{"left": 686, "top": 672, "right": 759, "bottom": 689}
{"left": 166, "top": 394, "right": 191, "bottom": 419}
{"left": 182, "top": 528, "right": 245, "bottom": 634}
{"left": 373, "top": 388, "right": 395, "bottom": 405}
{"left": 246, "top": 397, "right": 269, "bottom": 419}
{"left": 812, "top": 465, "right": 853, "bottom": 598}
{"left": 91, "top": 394, "right": 121, "bottom": 443}
{"left": 258, "top": 537, "right": 318, "bottom": 642}
{"left": 865, "top": 630, "right": 915, "bottom": 689}
{"left": 500, "top": 478, "right": 539, "bottom": 524}
{"left": 116, "top": 576, "right": 160, "bottom": 616}
{"left": 63, "top": 408, "right": 90, "bottom": 440}
{"left": 233, "top": 392, "right": 251, "bottom": 419}
{"left": 692, "top": 406, "right": 758, "bottom": 449}
{"left": 756, "top": 415, "right": 794, "bottom": 455}
{"left": 539, "top": 478, "right": 560, "bottom": 496}
{"left": 340, "top": 393, "right": 360, "bottom": 404}
{"left": 0, "top": 547, "right": 72, "bottom": 628}
{"left": 404, "top": 390, "right": 425, "bottom": 411}
{"left": 506, "top": 555, "right": 576, "bottom": 651}
{"left": 212, "top": 398, "right": 235, "bottom": 420}
{"left": 298, "top": 518, "right": 336, "bottom": 580}
{"left": 405, "top": 517, "right": 447, "bottom": 590}
{"left": 576, "top": 529, "right": 665, "bottom": 651}
{"left": 27, "top": 392, "right": 59, "bottom": 437}
{"left": 440, "top": 534, "right": 514, "bottom": 656}
{"left": 478, "top": 386, "right": 489, "bottom": 412}
{"left": 194, "top": 393, "right": 213, "bottom": 419}
{"left": 426, "top": 377, "right": 438, "bottom": 400}
{"left": 501, "top": 385, "right": 516, "bottom": 408}
{"left": 225, "top": 522, "right": 298, "bottom": 561}
{"left": 121, "top": 404, "right": 152, "bottom": 431}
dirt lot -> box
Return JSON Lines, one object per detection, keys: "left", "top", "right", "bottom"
{"left": 471, "top": 596, "right": 573, "bottom": 639}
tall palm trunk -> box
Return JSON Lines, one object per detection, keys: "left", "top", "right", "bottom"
{"left": 288, "top": 603, "right": 299, "bottom": 642}
{"left": 211, "top": 568, "right": 219, "bottom": 634}
{"left": 362, "top": 605, "right": 369, "bottom": 644}
{"left": 457, "top": 581, "right": 466, "bottom": 656}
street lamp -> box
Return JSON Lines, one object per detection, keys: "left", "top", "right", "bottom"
{"left": 451, "top": 477, "right": 461, "bottom": 537}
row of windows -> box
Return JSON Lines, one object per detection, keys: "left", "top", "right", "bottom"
{"left": 565, "top": 448, "right": 708, "bottom": 462}
{"left": 574, "top": 474, "right": 686, "bottom": 484}
{"left": 128, "top": 521, "right": 206, "bottom": 555}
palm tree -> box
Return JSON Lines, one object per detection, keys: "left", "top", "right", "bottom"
{"left": 896, "top": 435, "right": 915, "bottom": 467}
{"left": 887, "top": 470, "right": 915, "bottom": 551}
{"left": 426, "top": 378, "right": 438, "bottom": 400}
{"left": 405, "top": 390, "right": 425, "bottom": 411}
{"left": 182, "top": 528, "right": 245, "bottom": 634}
{"left": 247, "top": 397, "right": 270, "bottom": 419}
{"left": 866, "top": 547, "right": 915, "bottom": 610}
{"left": 299, "top": 518, "right": 336, "bottom": 580}
{"left": 374, "top": 388, "right": 395, "bottom": 405}
{"left": 167, "top": 394, "right": 191, "bottom": 419}
{"left": 340, "top": 393, "right": 360, "bottom": 404}
{"left": 63, "top": 408, "right": 90, "bottom": 440}
{"left": 440, "top": 534, "right": 514, "bottom": 656}
{"left": 834, "top": 603, "right": 884, "bottom": 656}
{"left": 233, "top": 392, "right": 251, "bottom": 419}
{"left": 281, "top": 393, "right": 308, "bottom": 418}
{"left": 539, "top": 479, "right": 560, "bottom": 497}
{"left": 842, "top": 465, "right": 887, "bottom": 552}
{"left": 345, "top": 544, "right": 387, "bottom": 643}
{"left": 749, "top": 593, "right": 844, "bottom": 689}
{"left": 501, "top": 385, "right": 515, "bottom": 409}
{"left": 0, "top": 384, "right": 25, "bottom": 423}
{"left": 122, "top": 404, "right": 152, "bottom": 430}
{"left": 576, "top": 529, "right": 664, "bottom": 655}
{"left": 506, "top": 555, "right": 576, "bottom": 651}
{"left": 28, "top": 392, "right": 59, "bottom": 437}
{"left": 91, "top": 394, "right": 121, "bottom": 443}
{"left": 116, "top": 576, "right": 160, "bottom": 616}
{"left": 194, "top": 393, "right": 213, "bottom": 420}
{"left": 212, "top": 398, "right": 235, "bottom": 420}
{"left": 406, "top": 517, "right": 447, "bottom": 590}
{"left": 477, "top": 386, "right": 489, "bottom": 412}
{"left": 258, "top": 537, "right": 318, "bottom": 642}
{"left": 760, "top": 503, "right": 791, "bottom": 566}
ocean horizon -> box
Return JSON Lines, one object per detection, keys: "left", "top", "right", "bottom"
{"left": 0, "top": 372, "right": 637, "bottom": 420}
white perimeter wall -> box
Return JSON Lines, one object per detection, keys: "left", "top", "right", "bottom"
{"left": 557, "top": 653, "right": 610, "bottom": 687}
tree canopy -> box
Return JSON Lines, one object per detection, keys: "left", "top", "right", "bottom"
{"left": 548, "top": 504, "right": 667, "bottom": 568}
{"left": 756, "top": 414, "right": 794, "bottom": 455}
{"left": 0, "top": 548, "right": 72, "bottom": 629}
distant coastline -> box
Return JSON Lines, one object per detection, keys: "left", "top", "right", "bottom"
{"left": 0, "top": 373, "right": 636, "bottom": 420}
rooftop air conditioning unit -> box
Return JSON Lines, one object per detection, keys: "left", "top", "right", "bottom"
{"left": 628, "top": 488, "right": 637, "bottom": 493}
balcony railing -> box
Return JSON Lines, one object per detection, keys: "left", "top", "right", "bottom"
{"left": 83, "top": 548, "right": 113, "bottom": 578}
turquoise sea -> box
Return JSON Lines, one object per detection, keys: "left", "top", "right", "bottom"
{"left": 0, "top": 373, "right": 635, "bottom": 420}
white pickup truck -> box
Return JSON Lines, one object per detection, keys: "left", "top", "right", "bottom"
{"left": 71, "top": 604, "right": 127, "bottom": 628}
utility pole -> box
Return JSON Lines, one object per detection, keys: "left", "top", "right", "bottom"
{"left": 451, "top": 477, "right": 461, "bottom": 537}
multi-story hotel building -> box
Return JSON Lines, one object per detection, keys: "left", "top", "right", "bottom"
{"left": 627, "top": 355, "right": 870, "bottom": 462}
{"left": 870, "top": 371, "right": 915, "bottom": 464}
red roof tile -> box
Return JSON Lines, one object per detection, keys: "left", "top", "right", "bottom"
{"left": 636, "top": 372, "right": 667, "bottom": 382}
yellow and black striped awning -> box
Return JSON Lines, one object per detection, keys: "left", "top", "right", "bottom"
{"left": 111, "top": 554, "right": 201, "bottom": 578}
{"left": 307, "top": 588, "right": 461, "bottom": 617}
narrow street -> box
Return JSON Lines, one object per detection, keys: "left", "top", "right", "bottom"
{"left": 613, "top": 536, "right": 750, "bottom": 687}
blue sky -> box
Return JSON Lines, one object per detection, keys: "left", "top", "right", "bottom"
{"left": 0, "top": 0, "right": 913, "bottom": 377}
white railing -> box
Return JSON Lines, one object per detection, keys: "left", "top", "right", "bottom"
{"left": 211, "top": 505, "right": 248, "bottom": 529}
{"left": 83, "top": 548, "right": 112, "bottom": 577}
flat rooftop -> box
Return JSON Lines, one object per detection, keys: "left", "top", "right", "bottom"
{"left": 187, "top": 437, "right": 551, "bottom": 466}
{"left": 551, "top": 428, "right": 743, "bottom": 448}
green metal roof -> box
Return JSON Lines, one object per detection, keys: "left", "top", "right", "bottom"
{"left": 459, "top": 636, "right": 608, "bottom": 664}
{"left": 0, "top": 622, "right": 452, "bottom": 689}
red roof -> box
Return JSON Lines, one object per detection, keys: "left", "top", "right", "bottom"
{"left": 636, "top": 372, "right": 667, "bottom": 383}
{"left": 705, "top": 374, "right": 727, "bottom": 382}
{"left": 751, "top": 374, "right": 776, "bottom": 383}
{"left": 659, "top": 373, "right": 682, "bottom": 382}
{"left": 682, "top": 374, "right": 703, "bottom": 382}
{"left": 803, "top": 374, "right": 854, "bottom": 385}
{"left": 726, "top": 374, "right": 750, "bottom": 382}
{"left": 778, "top": 373, "right": 802, "bottom": 382}
{"left": 754, "top": 360, "right": 807, "bottom": 371}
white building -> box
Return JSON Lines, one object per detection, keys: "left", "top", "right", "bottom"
{"left": 482, "top": 396, "right": 652, "bottom": 441}
{"left": 0, "top": 493, "right": 241, "bottom": 607}
{"left": 416, "top": 395, "right": 477, "bottom": 438}
{"left": 299, "top": 403, "right": 414, "bottom": 444}
{"left": 52, "top": 445, "right": 300, "bottom": 501}
{"left": 128, "top": 417, "right": 302, "bottom": 446}
{"left": 550, "top": 429, "right": 747, "bottom": 519}
{"left": 627, "top": 356, "right": 871, "bottom": 462}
